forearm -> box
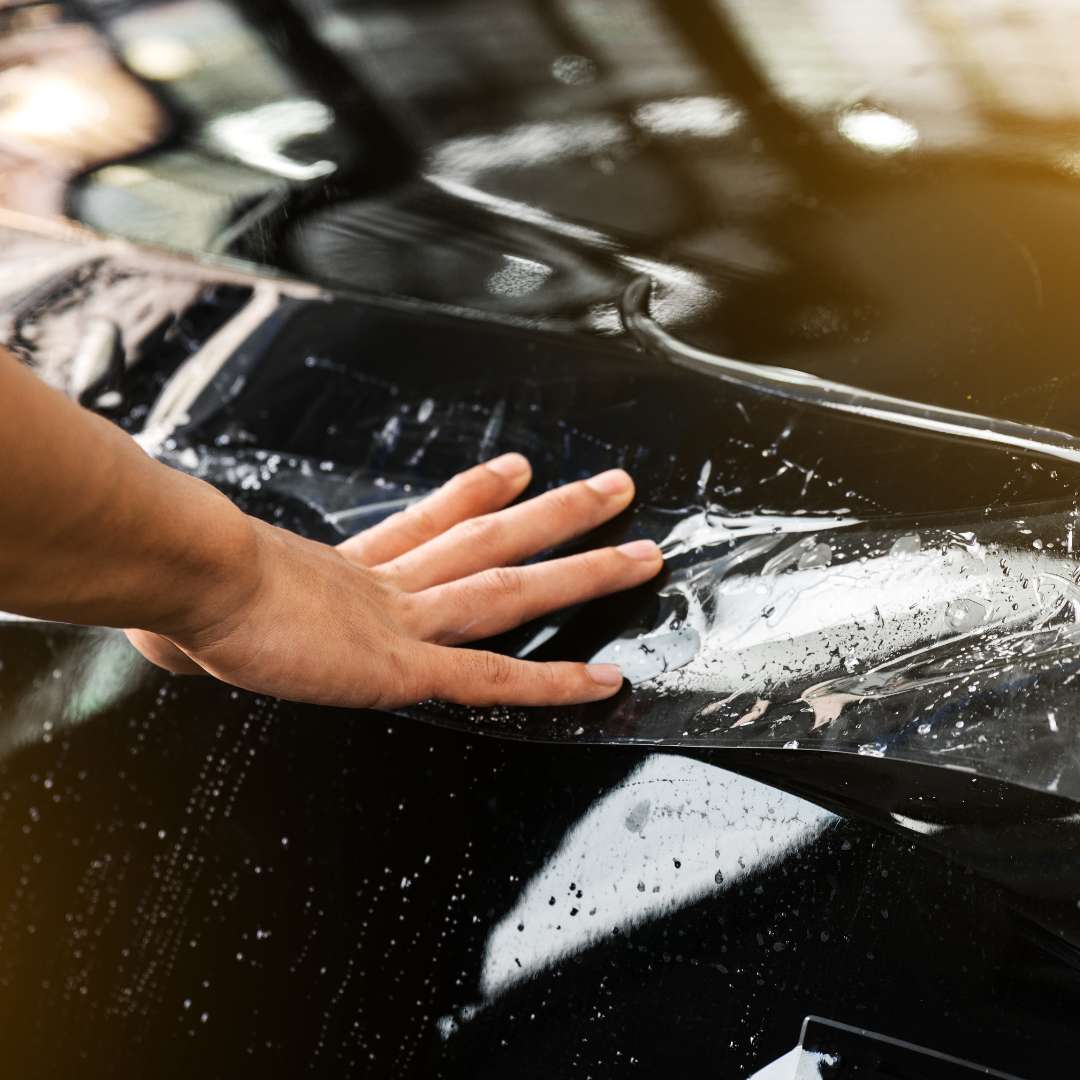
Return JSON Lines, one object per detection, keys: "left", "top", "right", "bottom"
{"left": 0, "top": 348, "right": 258, "bottom": 633}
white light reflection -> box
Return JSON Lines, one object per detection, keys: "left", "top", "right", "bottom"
{"left": 205, "top": 100, "right": 336, "bottom": 181}
{"left": 480, "top": 755, "right": 834, "bottom": 999}
{"left": 430, "top": 118, "right": 628, "bottom": 182}
{"left": 619, "top": 255, "right": 718, "bottom": 326}
{"left": 426, "top": 178, "right": 719, "bottom": 328}
{"left": 551, "top": 54, "right": 596, "bottom": 86}
{"left": 0, "top": 628, "right": 148, "bottom": 763}
{"left": 644, "top": 522, "right": 1080, "bottom": 708}
{"left": 634, "top": 96, "right": 744, "bottom": 138}
{"left": 750, "top": 1047, "right": 800, "bottom": 1080}
{"left": 0, "top": 69, "right": 108, "bottom": 140}
{"left": 750, "top": 1046, "right": 838, "bottom": 1079}
{"left": 123, "top": 37, "right": 199, "bottom": 81}
{"left": 485, "top": 255, "right": 553, "bottom": 298}
{"left": 837, "top": 106, "right": 918, "bottom": 153}
{"left": 425, "top": 175, "right": 616, "bottom": 249}
{"left": 658, "top": 508, "right": 862, "bottom": 559}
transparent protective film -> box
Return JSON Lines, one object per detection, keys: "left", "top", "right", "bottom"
{"left": 403, "top": 501, "right": 1080, "bottom": 804}
{"left": 148, "top": 288, "right": 1080, "bottom": 809}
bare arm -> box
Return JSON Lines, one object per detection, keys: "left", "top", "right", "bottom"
{"left": 0, "top": 348, "right": 663, "bottom": 707}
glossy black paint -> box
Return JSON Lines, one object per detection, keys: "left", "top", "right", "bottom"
{"left": 0, "top": 624, "right": 1078, "bottom": 1077}
{"left": 71, "top": 0, "right": 1080, "bottom": 433}
{"left": 4, "top": 0, "right": 1080, "bottom": 1075}
{"left": 184, "top": 294, "right": 1075, "bottom": 514}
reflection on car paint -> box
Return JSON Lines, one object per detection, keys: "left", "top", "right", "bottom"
{"left": 475, "top": 755, "right": 833, "bottom": 1003}
{"left": 0, "top": 13, "right": 166, "bottom": 217}
{"left": 750, "top": 1015, "right": 1026, "bottom": 1080}
{"left": 0, "top": 626, "right": 148, "bottom": 762}
{"left": 622, "top": 276, "right": 1080, "bottom": 468}
{"left": 6, "top": 0, "right": 1080, "bottom": 1074}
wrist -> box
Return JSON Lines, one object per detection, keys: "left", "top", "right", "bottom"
{"left": 144, "top": 476, "right": 265, "bottom": 643}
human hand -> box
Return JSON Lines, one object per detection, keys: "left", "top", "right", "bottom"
{"left": 126, "top": 454, "right": 663, "bottom": 708}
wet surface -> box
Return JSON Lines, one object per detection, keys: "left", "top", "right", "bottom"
{"left": 142, "top": 287, "right": 1080, "bottom": 808}
{"left": 6, "top": 1, "right": 1080, "bottom": 1074}
{"left": 1, "top": 630, "right": 1079, "bottom": 1077}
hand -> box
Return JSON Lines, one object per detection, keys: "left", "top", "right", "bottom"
{"left": 126, "top": 454, "right": 664, "bottom": 708}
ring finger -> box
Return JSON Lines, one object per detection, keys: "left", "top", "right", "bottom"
{"left": 336, "top": 452, "right": 532, "bottom": 567}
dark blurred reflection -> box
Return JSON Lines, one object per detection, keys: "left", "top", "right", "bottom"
{"left": 33, "top": 0, "right": 1080, "bottom": 431}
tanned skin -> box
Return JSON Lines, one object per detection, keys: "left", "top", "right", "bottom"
{"left": 0, "top": 348, "right": 663, "bottom": 708}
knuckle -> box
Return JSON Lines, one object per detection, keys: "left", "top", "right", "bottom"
{"left": 480, "top": 650, "right": 517, "bottom": 690}
{"left": 545, "top": 484, "right": 582, "bottom": 514}
{"left": 449, "top": 513, "right": 506, "bottom": 550}
{"left": 585, "top": 548, "right": 622, "bottom": 579}
{"left": 391, "top": 591, "right": 424, "bottom": 633}
{"left": 399, "top": 503, "right": 439, "bottom": 542}
{"left": 440, "top": 467, "right": 493, "bottom": 504}
{"left": 542, "top": 480, "right": 604, "bottom": 522}
{"left": 477, "top": 566, "right": 526, "bottom": 604}
{"left": 378, "top": 643, "right": 425, "bottom": 707}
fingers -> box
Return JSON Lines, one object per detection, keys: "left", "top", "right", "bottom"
{"left": 125, "top": 629, "right": 208, "bottom": 675}
{"left": 407, "top": 539, "right": 663, "bottom": 644}
{"left": 379, "top": 468, "right": 636, "bottom": 592}
{"left": 402, "top": 642, "right": 625, "bottom": 707}
{"left": 337, "top": 453, "right": 532, "bottom": 567}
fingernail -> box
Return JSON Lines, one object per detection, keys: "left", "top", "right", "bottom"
{"left": 585, "top": 663, "right": 623, "bottom": 687}
{"left": 585, "top": 469, "right": 631, "bottom": 496}
{"left": 617, "top": 539, "right": 661, "bottom": 561}
{"left": 487, "top": 452, "right": 530, "bottom": 479}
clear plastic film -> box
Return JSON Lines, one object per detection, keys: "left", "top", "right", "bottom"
{"left": 405, "top": 500, "right": 1080, "bottom": 804}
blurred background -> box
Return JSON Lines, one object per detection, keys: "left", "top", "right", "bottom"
{"left": 6, "top": 0, "right": 1080, "bottom": 433}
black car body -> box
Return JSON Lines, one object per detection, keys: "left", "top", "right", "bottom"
{"left": 2, "top": 1, "right": 1080, "bottom": 1076}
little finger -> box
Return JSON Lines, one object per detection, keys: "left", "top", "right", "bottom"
{"left": 337, "top": 452, "right": 531, "bottom": 566}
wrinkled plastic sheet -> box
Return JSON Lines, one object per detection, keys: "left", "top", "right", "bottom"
{"left": 136, "top": 290, "right": 1080, "bottom": 809}
{"left": 159, "top": 440, "right": 1080, "bottom": 804}
{"left": 398, "top": 500, "right": 1080, "bottom": 804}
